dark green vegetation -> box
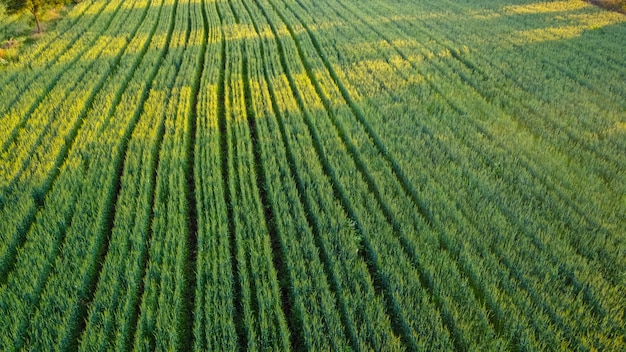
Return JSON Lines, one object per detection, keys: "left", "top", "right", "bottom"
{"left": 1, "top": 0, "right": 625, "bottom": 350}
{"left": 590, "top": 0, "right": 626, "bottom": 13}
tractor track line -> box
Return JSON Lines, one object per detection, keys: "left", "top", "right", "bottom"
{"left": 178, "top": 0, "right": 208, "bottom": 347}
{"left": 214, "top": 3, "right": 245, "bottom": 349}
{"left": 242, "top": 45, "right": 306, "bottom": 351}
{"left": 61, "top": 0, "right": 180, "bottom": 348}
{"left": 239, "top": 0, "right": 359, "bottom": 348}
{"left": 256, "top": 1, "right": 416, "bottom": 349}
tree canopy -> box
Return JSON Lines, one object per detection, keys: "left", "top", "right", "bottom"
{"left": 1, "top": 0, "right": 65, "bottom": 33}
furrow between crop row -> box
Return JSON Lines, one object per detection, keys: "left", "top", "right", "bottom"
{"left": 180, "top": 0, "right": 207, "bottom": 347}
{"left": 250, "top": 0, "right": 403, "bottom": 349}
{"left": 0, "top": 0, "right": 155, "bottom": 292}
{"left": 314, "top": 0, "right": 620, "bottom": 346}
{"left": 238, "top": 0, "right": 359, "bottom": 348}
{"left": 212, "top": 4, "right": 245, "bottom": 350}
{"left": 4, "top": 0, "right": 175, "bottom": 348}
{"left": 337, "top": 0, "right": 623, "bottom": 289}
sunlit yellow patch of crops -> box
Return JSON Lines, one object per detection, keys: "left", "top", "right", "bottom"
{"left": 511, "top": 25, "right": 589, "bottom": 43}
{"left": 566, "top": 11, "right": 626, "bottom": 27}
{"left": 502, "top": 0, "right": 589, "bottom": 15}
{"left": 467, "top": 10, "right": 501, "bottom": 20}
{"left": 223, "top": 23, "right": 262, "bottom": 41}
{"left": 603, "top": 122, "right": 626, "bottom": 137}
{"left": 273, "top": 75, "right": 300, "bottom": 114}
{"left": 508, "top": 11, "right": 626, "bottom": 45}
{"left": 308, "top": 20, "right": 346, "bottom": 32}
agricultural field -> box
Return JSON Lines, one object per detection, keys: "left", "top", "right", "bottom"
{"left": 1, "top": 0, "right": 625, "bottom": 350}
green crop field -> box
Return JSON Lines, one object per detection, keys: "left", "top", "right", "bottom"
{"left": 1, "top": 0, "right": 625, "bottom": 350}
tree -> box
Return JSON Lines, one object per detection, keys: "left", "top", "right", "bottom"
{"left": 1, "top": 0, "right": 63, "bottom": 33}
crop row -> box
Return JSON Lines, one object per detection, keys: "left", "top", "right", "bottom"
{"left": 191, "top": 0, "right": 240, "bottom": 349}
{"left": 288, "top": 0, "right": 625, "bottom": 348}
{"left": 0, "top": 0, "right": 623, "bottom": 350}
{"left": 247, "top": 0, "right": 497, "bottom": 349}
{"left": 0, "top": 0, "right": 178, "bottom": 348}
{"left": 0, "top": 0, "right": 153, "bottom": 289}
{"left": 0, "top": 0, "right": 103, "bottom": 90}
{"left": 77, "top": 0, "right": 196, "bottom": 350}
{"left": 0, "top": 0, "right": 115, "bottom": 120}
